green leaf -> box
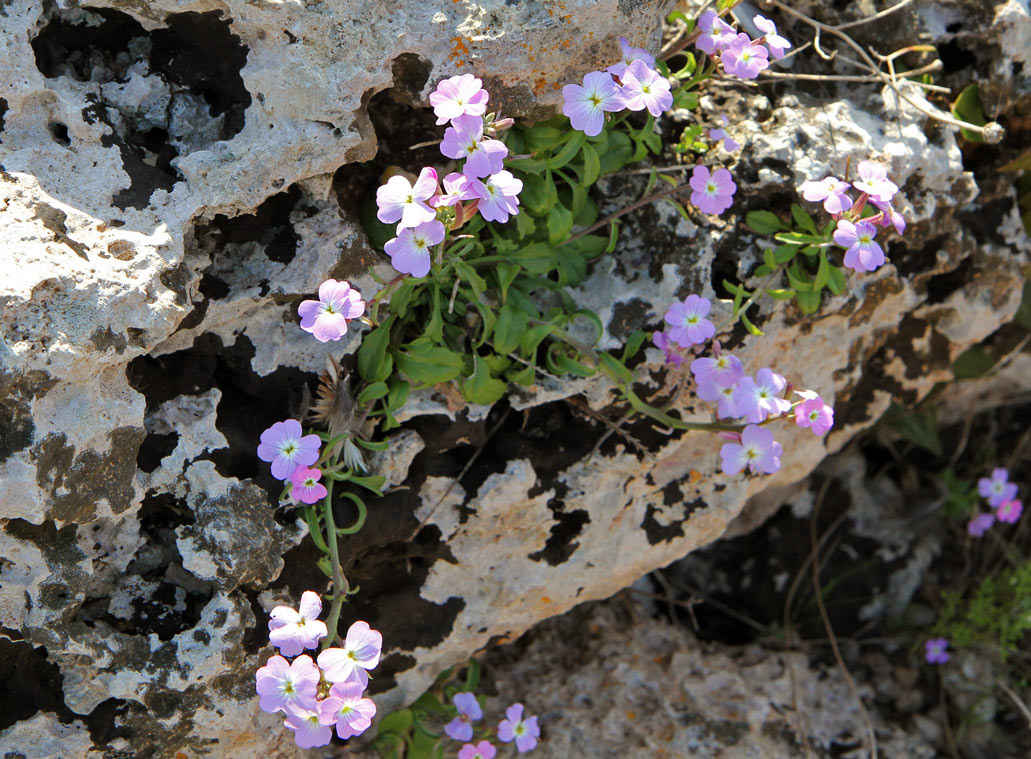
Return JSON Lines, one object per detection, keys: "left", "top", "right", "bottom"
{"left": 386, "top": 377, "right": 410, "bottom": 412}
{"left": 746, "top": 210, "right": 785, "bottom": 234}
{"left": 455, "top": 260, "right": 487, "bottom": 297}
{"left": 394, "top": 343, "right": 465, "bottom": 385}
{"left": 767, "top": 288, "right": 796, "bottom": 300}
{"left": 555, "top": 246, "right": 588, "bottom": 285}
{"left": 505, "top": 157, "right": 547, "bottom": 174}
{"left": 520, "top": 172, "right": 558, "bottom": 216}
{"left": 547, "top": 130, "right": 587, "bottom": 170}
{"left": 885, "top": 403, "right": 943, "bottom": 456}
{"left": 514, "top": 241, "right": 558, "bottom": 274}
{"left": 625, "top": 388, "right": 687, "bottom": 429}
{"left": 357, "top": 381, "right": 389, "bottom": 405}
{"left": 349, "top": 473, "right": 386, "bottom": 497}
{"left": 790, "top": 203, "right": 817, "bottom": 234}
{"left": 786, "top": 264, "right": 812, "bottom": 292}
{"left": 622, "top": 329, "right": 647, "bottom": 361}
{"left": 463, "top": 659, "right": 481, "bottom": 691}
{"left": 524, "top": 124, "right": 564, "bottom": 150}
{"left": 598, "top": 352, "right": 632, "bottom": 384}
{"left": 763, "top": 247, "right": 776, "bottom": 268}
{"left": 569, "top": 234, "right": 607, "bottom": 259}
{"left": 389, "top": 281, "right": 417, "bottom": 315}
{"left": 358, "top": 316, "right": 394, "bottom": 383}
{"left": 581, "top": 141, "right": 601, "bottom": 185}
{"left": 753, "top": 264, "right": 773, "bottom": 278}
{"left": 355, "top": 437, "right": 390, "bottom": 451}
{"left": 740, "top": 310, "right": 764, "bottom": 335}
{"left": 999, "top": 148, "right": 1031, "bottom": 173}
{"left": 424, "top": 285, "right": 443, "bottom": 341}
{"left": 827, "top": 265, "right": 847, "bottom": 295}
{"left": 546, "top": 204, "right": 574, "bottom": 245}
{"left": 494, "top": 304, "right": 529, "bottom": 355}
{"left": 814, "top": 250, "right": 831, "bottom": 291}
{"left": 773, "top": 244, "right": 800, "bottom": 264}
{"left": 546, "top": 345, "right": 596, "bottom": 377}
{"left": 494, "top": 262, "right": 521, "bottom": 303}
{"left": 952, "top": 346, "right": 996, "bottom": 380}
{"left": 598, "top": 131, "right": 633, "bottom": 174}
{"left": 378, "top": 709, "right": 415, "bottom": 736}
{"left": 606, "top": 219, "right": 621, "bottom": 253}
{"left": 520, "top": 323, "right": 554, "bottom": 356}
{"left": 1015, "top": 278, "right": 1031, "bottom": 330}
{"left": 514, "top": 208, "right": 536, "bottom": 238}
{"left": 461, "top": 354, "right": 507, "bottom": 405}
{"left": 413, "top": 691, "right": 449, "bottom": 717}
{"left": 795, "top": 288, "right": 821, "bottom": 314}
{"left": 507, "top": 363, "right": 535, "bottom": 385}
{"left": 775, "top": 231, "right": 827, "bottom": 245}
{"left": 951, "top": 83, "right": 986, "bottom": 143}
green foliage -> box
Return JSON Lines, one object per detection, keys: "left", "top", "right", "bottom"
{"left": 937, "top": 467, "right": 978, "bottom": 519}
{"left": 951, "top": 83, "right": 987, "bottom": 143}
{"left": 936, "top": 560, "right": 1031, "bottom": 661}
{"left": 883, "top": 403, "right": 943, "bottom": 456}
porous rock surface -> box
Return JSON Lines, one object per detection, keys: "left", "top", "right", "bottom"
{"left": 1, "top": 0, "right": 1029, "bottom": 757}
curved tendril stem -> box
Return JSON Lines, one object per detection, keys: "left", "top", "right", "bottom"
{"left": 321, "top": 478, "right": 350, "bottom": 648}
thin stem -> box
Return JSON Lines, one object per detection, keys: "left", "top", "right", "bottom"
{"left": 321, "top": 478, "right": 349, "bottom": 647}
{"left": 564, "top": 181, "right": 688, "bottom": 244}
{"left": 713, "top": 264, "right": 786, "bottom": 335}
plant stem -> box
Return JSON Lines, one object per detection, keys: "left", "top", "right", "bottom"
{"left": 564, "top": 181, "right": 688, "bottom": 244}
{"left": 321, "top": 478, "right": 349, "bottom": 647}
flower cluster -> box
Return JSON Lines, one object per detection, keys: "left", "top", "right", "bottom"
{"left": 376, "top": 75, "right": 522, "bottom": 278}
{"left": 696, "top": 11, "right": 792, "bottom": 80}
{"left": 967, "top": 467, "right": 1023, "bottom": 536}
{"left": 653, "top": 294, "right": 834, "bottom": 475}
{"left": 443, "top": 692, "right": 540, "bottom": 756}
{"left": 799, "top": 160, "right": 905, "bottom": 273}
{"left": 257, "top": 419, "right": 328, "bottom": 504}
{"left": 255, "top": 591, "right": 382, "bottom": 748}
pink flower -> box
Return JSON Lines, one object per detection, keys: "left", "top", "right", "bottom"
{"left": 269, "top": 591, "right": 329, "bottom": 656}
{"left": 968, "top": 512, "right": 995, "bottom": 537}
{"left": 283, "top": 705, "right": 333, "bottom": 749}
{"left": 925, "top": 638, "right": 949, "bottom": 664}
{"left": 834, "top": 220, "right": 885, "bottom": 272}
{"left": 444, "top": 692, "right": 483, "bottom": 741}
{"left": 384, "top": 220, "right": 446, "bottom": 278}
{"left": 721, "top": 34, "right": 769, "bottom": 79}
{"left": 561, "top": 71, "right": 625, "bottom": 137}
{"left": 997, "top": 498, "right": 1023, "bottom": 524}
{"left": 606, "top": 36, "right": 656, "bottom": 78}
{"left": 794, "top": 396, "right": 834, "bottom": 436}
{"left": 978, "top": 467, "right": 1017, "bottom": 507}
{"left": 691, "top": 353, "right": 744, "bottom": 388}
{"left": 290, "top": 466, "right": 328, "bottom": 505}
{"left": 297, "top": 279, "right": 365, "bottom": 342}
{"left": 257, "top": 419, "right": 322, "bottom": 481}
{"left": 432, "top": 172, "right": 477, "bottom": 208}
{"left": 440, "top": 115, "right": 509, "bottom": 179}
{"left": 317, "top": 681, "right": 377, "bottom": 739}
{"left": 696, "top": 11, "right": 737, "bottom": 55}
{"left": 255, "top": 654, "right": 320, "bottom": 714}
{"left": 497, "top": 703, "right": 540, "bottom": 753}
{"left": 734, "top": 368, "right": 791, "bottom": 423}
{"left": 799, "top": 176, "right": 853, "bottom": 215}
{"left": 317, "top": 620, "right": 383, "bottom": 688}
{"left": 470, "top": 170, "right": 523, "bottom": 223}
{"left": 872, "top": 199, "right": 906, "bottom": 235}
{"left": 689, "top": 165, "right": 736, "bottom": 215}
{"left": 720, "top": 424, "right": 783, "bottom": 475}
{"left": 853, "top": 160, "right": 899, "bottom": 202}
{"left": 664, "top": 295, "right": 715, "bottom": 347}
{"left": 653, "top": 330, "right": 686, "bottom": 366}
{"left": 697, "top": 379, "right": 740, "bottom": 419}
{"left": 708, "top": 127, "right": 741, "bottom": 152}
{"left": 376, "top": 167, "right": 439, "bottom": 230}
{"left": 753, "top": 15, "right": 792, "bottom": 59}
{"left": 429, "top": 74, "right": 489, "bottom": 125}
{"left": 619, "top": 59, "right": 672, "bottom": 117}
{"left": 458, "top": 741, "right": 497, "bottom": 759}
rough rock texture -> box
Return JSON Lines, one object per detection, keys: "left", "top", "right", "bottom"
{"left": 1, "top": 0, "right": 1030, "bottom": 756}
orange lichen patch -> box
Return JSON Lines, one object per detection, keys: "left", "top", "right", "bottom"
{"left": 449, "top": 36, "right": 470, "bottom": 60}
{"left": 552, "top": 82, "right": 561, "bottom": 90}
{"left": 626, "top": 710, "right": 637, "bottom": 721}
{"left": 689, "top": 469, "right": 702, "bottom": 483}
{"left": 528, "top": 55, "right": 536, "bottom": 62}
{"left": 540, "top": 596, "right": 552, "bottom": 603}
{"left": 533, "top": 76, "right": 548, "bottom": 92}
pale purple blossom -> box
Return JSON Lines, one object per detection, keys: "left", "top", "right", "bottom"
{"left": 998, "top": 498, "right": 1023, "bottom": 524}
{"left": 834, "top": 219, "right": 885, "bottom": 272}
{"left": 696, "top": 11, "right": 737, "bottom": 55}
{"left": 470, "top": 170, "right": 523, "bottom": 223}
{"left": 384, "top": 220, "right": 446, "bottom": 278}
{"left": 799, "top": 177, "right": 853, "bottom": 215}
{"left": 283, "top": 706, "right": 333, "bottom": 749}
{"left": 720, "top": 424, "right": 783, "bottom": 475}
{"left": 853, "top": 160, "right": 899, "bottom": 202}
{"left": 376, "top": 167, "right": 439, "bottom": 230}
{"left": 297, "top": 278, "right": 365, "bottom": 343}
{"left": 925, "top": 638, "right": 949, "bottom": 664}
{"left": 290, "top": 466, "right": 328, "bottom": 505}
{"left": 968, "top": 512, "right": 995, "bottom": 537}
{"left": 445, "top": 692, "right": 483, "bottom": 742}
{"left": 317, "top": 620, "right": 383, "bottom": 688}
{"left": 697, "top": 379, "right": 741, "bottom": 419}
{"left": 734, "top": 368, "right": 791, "bottom": 423}
{"left": 872, "top": 199, "right": 906, "bottom": 235}
{"left": 721, "top": 34, "right": 769, "bottom": 79}
{"left": 664, "top": 294, "right": 715, "bottom": 347}
{"left": 458, "top": 741, "right": 497, "bottom": 759}
{"left": 691, "top": 353, "right": 744, "bottom": 388}
{"left": 255, "top": 654, "right": 320, "bottom": 714}
{"left": 653, "top": 330, "right": 686, "bottom": 366}
{"left": 709, "top": 127, "right": 741, "bottom": 152}
{"left": 690, "top": 164, "right": 736, "bottom": 214}
{"left": 753, "top": 15, "right": 792, "bottom": 59}
{"left": 978, "top": 467, "right": 1017, "bottom": 507}
{"left": 317, "top": 681, "right": 377, "bottom": 739}
{"left": 429, "top": 74, "right": 489, "bottom": 125}
{"left": 268, "top": 591, "right": 329, "bottom": 656}
{"left": 607, "top": 36, "right": 656, "bottom": 78}
{"left": 497, "top": 703, "right": 540, "bottom": 753}
{"left": 561, "top": 71, "right": 625, "bottom": 137}
{"left": 432, "top": 172, "right": 477, "bottom": 208}
{"left": 440, "top": 115, "right": 509, "bottom": 179}
{"left": 794, "top": 396, "right": 834, "bottom": 436}
{"left": 257, "top": 419, "right": 322, "bottom": 481}
{"left": 619, "top": 59, "right": 673, "bottom": 117}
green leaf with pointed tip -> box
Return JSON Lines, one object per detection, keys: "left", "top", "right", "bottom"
{"left": 494, "top": 262, "right": 521, "bottom": 302}
{"left": 547, "top": 130, "right": 587, "bottom": 169}
{"left": 746, "top": 210, "right": 785, "bottom": 234}
{"left": 461, "top": 355, "right": 507, "bottom": 405}
{"left": 791, "top": 203, "right": 817, "bottom": 234}
{"left": 357, "top": 381, "right": 389, "bottom": 405}
{"left": 547, "top": 204, "right": 574, "bottom": 245}
{"left": 494, "top": 304, "right": 529, "bottom": 355}
{"left": 827, "top": 265, "right": 847, "bottom": 295}
{"left": 358, "top": 316, "right": 394, "bottom": 383}
{"left": 795, "top": 288, "right": 821, "bottom": 314}
{"left": 394, "top": 344, "right": 464, "bottom": 385}
{"left": 581, "top": 141, "right": 601, "bottom": 186}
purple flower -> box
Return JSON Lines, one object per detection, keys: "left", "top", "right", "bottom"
{"left": 268, "top": 590, "right": 329, "bottom": 657}
{"left": 376, "top": 167, "right": 439, "bottom": 230}
{"left": 297, "top": 279, "right": 365, "bottom": 342}
{"left": 458, "top": 741, "right": 497, "bottom": 759}
{"left": 384, "top": 220, "right": 446, "bottom": 278}
{"left": 708, "top": 127, "right": 741, "bottom": 152}
{"left": 968, "top": 512, "right": 995, "bottom": 537}
{"left": 696, "top": 11, "right": 737, "bottom": 55}
{"left": 799, "top": 176, "right": 853, "bottom": 215}
{"left": 607, "top": 36, "right": 656, "bottom": 78}
{"left": 753, "top": 15, "right": 792, "bottom": 59}
{"left": 721, "top": 34, "right": 769, "bottom": 79}
{"left": 257, "top": 419, "right": 322, "bottom": 481}
{"left": 440, "top": 114, "right": 509, "bottom": 179}
{"left": 619, "top": 59, "right": 672, "bottom": 117}
{"left": 794, "top": 394, "right": 834, "bottom": 436}
{"left": 689, "top": 165, "right": 736, "bottom": 215}
{"left": 497, "top": 703, "right": 540, "bottom": 753}
{"left": 872, "top": 199, "right": 906, "bottom": 235}
{"left": 664, "top": 295, "right": 715, "bottom": 348}
{"left": 998, "top": 498, "right": 1023, "bottom": 524}
{"left": 734, "top": 368, "right": 791, "bottom": 423}
{"left": 977, "top": 467, "right": 1017, "bottom": 507}
{"left": 853, "top": 160, "right": 899, "bottom": 202}
{"left": 691, "top": 353, "right": 744, "bottom": 388}
{"left": 290, "top": 466, "right": 328, "bottom": 505}
{"left": 429, "top": 74, "right": 489, "bottom": 125}
{"left": 834, "top": 219, "right": 885, "bottom": 272}
{"left": 697, "top": 379, "right": 740, "bottom": 419}
{"left": 653, "top": 330, "right": 686, "bottom": 366}
{"left": 561, "top": 71, "right": 625, "bottom": 137}
{"left": 445, "top": 692, "right": 483, "bottom": 742}
{"left": 317, "top": 620, "right": 383, "bottom": 688}
{"left": 283, "top": 706, "right": 333, "bottom": 749}
{"left": 317, "top": 681, "right": 377, "bottom": 739}
{"left": 255, "top": 654, "right": 320, "bottom": 714}
{"left": 432, "top": 171, "right": 477, "bottom": 208}
{"left": 925, "top": 638, "right": 949, "bottom": 664}
{"left": 720, "top": 424, "right": 783, "bottom": 475}
{"left": 470, "top": 170, "right": 523, "bottom": 223}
